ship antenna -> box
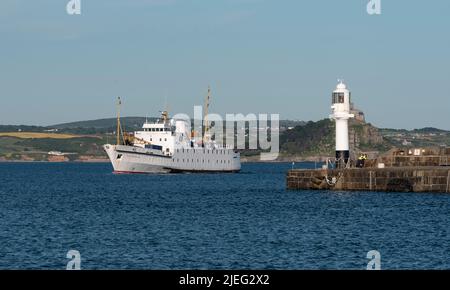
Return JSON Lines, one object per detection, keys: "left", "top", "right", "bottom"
{"left": 164, "top": 94, "right": 168, "bottom": 113}
{"left": 161, "top": 94, "right": 170, "bottom": 124}
{"left": 203, "top": 85, "right": 211, "bottom": 143}
{"left": 116, "top": 97, "right": 121, "bottom": 145}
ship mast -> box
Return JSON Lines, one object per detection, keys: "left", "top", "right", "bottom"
{"left": 116, "top": 97, "right": 122, "bottom": 145}
{"left": 203, "top": 86, "right": 211, "bottom": 143}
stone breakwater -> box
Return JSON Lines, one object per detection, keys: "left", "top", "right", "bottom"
{"left": 287, "top": 167, "right": 450, "bottom": 193}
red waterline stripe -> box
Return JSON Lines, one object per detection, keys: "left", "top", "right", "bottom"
{"left": 113, "top": 170, "right": 153, "bottom": 175}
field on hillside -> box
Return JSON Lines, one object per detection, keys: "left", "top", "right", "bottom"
{"left": 0, "top": 134, "right": 109, "bottom": 161}
{"left": 0, "top": 132, "right": 78, "bottom": 139}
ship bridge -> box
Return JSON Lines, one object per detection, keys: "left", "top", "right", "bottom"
{"left": 141, "top": 122, "right": 173, "bottom": 133}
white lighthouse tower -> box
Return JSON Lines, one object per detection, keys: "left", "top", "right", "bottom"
{"left": 330, "top": 80, "right": 354, "bottom": 168}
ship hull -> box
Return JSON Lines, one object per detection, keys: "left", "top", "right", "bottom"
{"left": 104, "top": 144, "right": 241, "bottom": 174}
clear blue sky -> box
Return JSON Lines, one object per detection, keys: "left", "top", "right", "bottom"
{"left": 1, "top": 0, "right": 449, "bottom": 129}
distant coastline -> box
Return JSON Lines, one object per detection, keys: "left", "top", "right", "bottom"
{"left": 0, "top": 159, "right": 110, "bottom": 163}
{"left": 1, "top": 117, "right": 449, "bottom": 164}
{"left": 0, "top": 156, "right": 323, "bottom": 164}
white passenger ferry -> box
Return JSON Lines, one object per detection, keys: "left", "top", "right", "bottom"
{"left": 104, "top": 92, "right": 241, "bottom": 174}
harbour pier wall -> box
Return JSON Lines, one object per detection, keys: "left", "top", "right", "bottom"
{"left": 287, "top": 167, "right": 450, "bottom": 193}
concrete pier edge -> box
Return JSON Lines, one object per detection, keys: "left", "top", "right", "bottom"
{"left": 287, "top": 167, "right": 450, "bottom": 193}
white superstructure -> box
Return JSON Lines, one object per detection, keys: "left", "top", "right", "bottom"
{"left": 330, "top": 81, "right": 354, "bottom": 167}
{"left": 104, "top": 98, "right": 240, "bottom": 174}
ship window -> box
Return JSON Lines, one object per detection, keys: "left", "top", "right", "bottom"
{"left": 164, "top": 138, "right": 167, "bottom": 141}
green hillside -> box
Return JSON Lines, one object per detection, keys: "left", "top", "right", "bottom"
{"left": 277, "top": 118, "right": 394, "bottom": 160}
{"left": 51, "top": 116, "right": 155, "bottom": 132}
{"left": 0, "top": 118, "right": 448, "bottom": 162}
{"left": 281, "top": 119, "right": 335, "bottom": 157}
{"left": 0, "top": 117, "right": 305, "bottom": 135}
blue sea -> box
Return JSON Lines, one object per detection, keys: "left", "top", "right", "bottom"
{"left": 1, "top": 162, "right": 450, "bottom": 269}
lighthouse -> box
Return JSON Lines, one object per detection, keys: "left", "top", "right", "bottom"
{"left": 330, "top": 81, "right": 354, "bottom": 168}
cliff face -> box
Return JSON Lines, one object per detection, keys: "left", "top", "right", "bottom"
{"left": 349, "top": 119, "right": 386, "bottom": 158}
{"left": 280, "top": 118, "right": 388, "bottom": 159}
